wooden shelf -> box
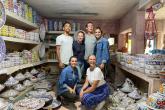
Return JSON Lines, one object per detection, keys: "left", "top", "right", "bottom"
{"left": 1, "top": 36, "right": 40, "bottom": 44}
{"left": 6, "top": 10, "right": 38, "bottom": 30}
{"left": 46, "top": 31, "right": 75, "bottom": 34}
{"left": 47, "top": 59, "right": 58, "bottom": 63}
{"left": 49, "top": 43, "right": 56, "bottom": 47}
{"left": 116, "top": 64, "right": 161, "bottom": 95}
{"left": 0, "top": 61, "right": 47, "bottom": 75}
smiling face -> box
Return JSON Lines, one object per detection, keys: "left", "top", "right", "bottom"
{"left": 63, "top": 23, "right": 71, "bottom": 33}
{"left": 86, "top": 23, "right": 94, "bottom": 34}
{"left": 70, "top": 57, "right": 77, "bottom": 68}
{"left": 77, "top": 32, "right": 84, "bottom": 43}
{"left": 95, "top": 28, "right": 102, "bottom": 40}
{"left": 88, "top": 55, "right": 96, "bottom": 68}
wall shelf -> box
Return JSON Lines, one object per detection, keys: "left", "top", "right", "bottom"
{"left": 116, "top": 64, "right": 161, "bottom": 95}
{"left": 1, "top": 36, "right": 40, "bottom": 45}
{"left": 47, "top": 59, "right": 58, "bottom": 63}
{"left": 0, "top": 61, "right": 47, "bottom": 75}
{"left": 6, "top": 10, "right": 38, "bottom": 30}
{"left": 46, "top": 31, "right": 75, "bottom": 35}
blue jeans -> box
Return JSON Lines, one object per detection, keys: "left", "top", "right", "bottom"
{"left": 77, "top": 61, "right": 84, "bottom": 80}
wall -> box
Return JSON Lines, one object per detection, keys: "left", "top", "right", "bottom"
{"left": 118, "top": 5, "right": 145, "bottom": 54}
{"left": 156, "top": 20, "right": 165, "bottom": 49}
{"left": 53, "top": 18, "right": 120, "bottom": 35}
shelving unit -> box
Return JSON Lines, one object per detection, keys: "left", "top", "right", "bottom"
{"left": 1, "top": 36, "right": 40, "bottom": 45}
{"left": 0, "top": 61, "right": 47, "bottom": 75}
{"left": 47, "top": 59, "right": 58, "bottom": 63}
{"left": 49, "top": 43, "right": 56, "bottom": 47}
{"left": 6, "top": 10, "right": 38, "bottom": 30}
{"left": 116, "top": 64, "right": 161, "bottom": 95}
{"left": 46, "top": 31, "right": 75, "bottom": 35}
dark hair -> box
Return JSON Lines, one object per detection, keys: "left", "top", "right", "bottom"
{"left": 69, "top": 56, "right": 77, "bottom": 65}
{"left": 85, "top": 22, "right": 93, "bottom": 28}
{"left": 95, "top": 27, "right": 103, "bottom": 34}
{"left": 63, "top": 21, "right": 71, "bottom": 28}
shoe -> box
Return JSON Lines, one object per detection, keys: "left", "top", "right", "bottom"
{"left": 95, "top": 100, "right": 106, "bottom": 110}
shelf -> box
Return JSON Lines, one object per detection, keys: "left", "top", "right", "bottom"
{"left": 46, "top": 31, "right": 75, "bottom": 34}
{"left": 6, "top": 10, "right": 38, "bottom": 30}
{"left": 1, "top": 36, "right": 40, "bottom": 44}
{"left": 13, "top": 86, "right": 34, "bottom": 103}
{"left": 0, "top": 61, "right": 47, "bottom": 75}
{"left": 47, "top": 59, "right": 58, "bottom": 63}
{"left": 117, "top": 64, "right": 161, "bottom": 94}
{"left": 49, "top": 43, "right": 56, "bottom": 47}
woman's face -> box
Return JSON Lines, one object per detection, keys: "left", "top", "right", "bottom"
{"left": 70, "top": 57, "right": 77, "bottom": 68}
{"left": 88, "top": 55, "right": 96, "bottom": 67}
{"left": 77, "top": 32, "right": 84, "bottom": 42}
{"left": 95, "top": 29, "right": 102, "bottom": 39}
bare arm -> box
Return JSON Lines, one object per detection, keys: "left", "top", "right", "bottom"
{"left": 56, "top": 45, "right": 64, "bottom": 68}
{"left": 83, "top": 80, "right": 99, "bottom": 94}
{"left": 81, "top": 77, "right": 89, "bottom": 91}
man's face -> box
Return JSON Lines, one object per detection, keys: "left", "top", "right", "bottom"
{"left": 63, "top": 23, "right": 71, "bottom": 33}
{"left": 86, "top": 23, "right": 94, "bottom": 33}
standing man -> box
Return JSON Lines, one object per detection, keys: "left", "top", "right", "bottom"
{"left": 84, "top": 22, "right": 96, "bottom": 75}
{"left": 56, "top": 22, "right": 73, "bottom": 70}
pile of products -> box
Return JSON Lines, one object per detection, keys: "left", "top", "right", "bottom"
{"left": 0, "top": 50, "right": 39, "bottom": 69}
{"left": 0, "top": 25, "right": 40, "bottom": 42}
{"left": 1, "top": 0, "right": 42, "bottom": 24}
{"left": 0, "top": 67, "right": 61, "bottom": 110}
{"left": 116, "top": 53, "right": 165, "bottom": 77}
{"left": 44, "top": 19, "right": 81, "bottom": 31}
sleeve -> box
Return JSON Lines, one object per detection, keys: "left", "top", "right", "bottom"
{"left": 56, "top": 36, "right": 62, "bottom": 45}
{"left": 94, "top": 68, "right": 102, "bottom": 80}
{"left": 72, "top": 42, "right": 76, "bottom": 56}
{"left": 102, "top": 40, "right": 110, "bottom": 63}
{"left": 59, "top": 69, "right": 68, "bottom": 88}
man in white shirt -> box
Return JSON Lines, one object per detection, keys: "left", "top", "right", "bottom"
{"left": 56, "top": 22, "right": 73, "bottom": 69}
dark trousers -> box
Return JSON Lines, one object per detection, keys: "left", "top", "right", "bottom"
{"left": 61, "top": 91, "right": 78, "bottom": 102}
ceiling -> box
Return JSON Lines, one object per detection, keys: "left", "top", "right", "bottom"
{"left": 26, "top": 0, "right": 139, "bottom": 20}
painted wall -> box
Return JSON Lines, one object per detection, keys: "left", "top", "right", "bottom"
{"left": 156, "top": 20, "right": 165, "bottom": 49}
{"left": 118, "top": 5, "right": 145, "bottom": 54}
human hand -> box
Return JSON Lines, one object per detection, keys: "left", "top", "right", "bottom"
{"left": 79, "top": 89, "right": 84, "bottom": 100}
{"left": 99, "top": 63, "right": 104, "bottom": 70}
{"left": 68, "top": 87, "right": 74, "bottom": 94}
{"left": 59, "top": 62, "right": 64, "bottom": 68}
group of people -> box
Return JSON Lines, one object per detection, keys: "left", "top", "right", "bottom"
{"left": 56, "top": 21, "right": 110, "bottom": 110}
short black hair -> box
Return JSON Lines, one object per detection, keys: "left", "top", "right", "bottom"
{"left": 63, "top": 21, "right": 71, "bottom": 28}
{"left": 85, "top": 22, "right": 93, "bottom": 28}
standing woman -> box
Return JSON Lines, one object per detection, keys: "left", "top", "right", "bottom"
{"left": 73, "top": 30, "right": 85, "bottom": 80}
{"left": 79, "top": 55, "right": 110, "bottom": 110}
{"left": 57, "top": 56, "right": 80, "bottom": 103}
{"left": 94, "top": 27, "right": 110, "bottom": 78}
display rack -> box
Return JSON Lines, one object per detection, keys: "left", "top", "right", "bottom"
{"left": 1, "top": 36, "right": 40, "bottom": 45}
{"left": 6, "top": 10, "right": 38, "bottom": 30}
{"left": 0, "top": 61, "right": 47, "bottom": 75}
{"left": 116, "top": 64, "right": 161, "bottom": 95}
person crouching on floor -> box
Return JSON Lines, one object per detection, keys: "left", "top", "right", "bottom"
{"left": 79, "top": 55, "right": 110, "bottom": 110}
{"left": 57, "top": 56, "right": 81, "bottom": 104}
